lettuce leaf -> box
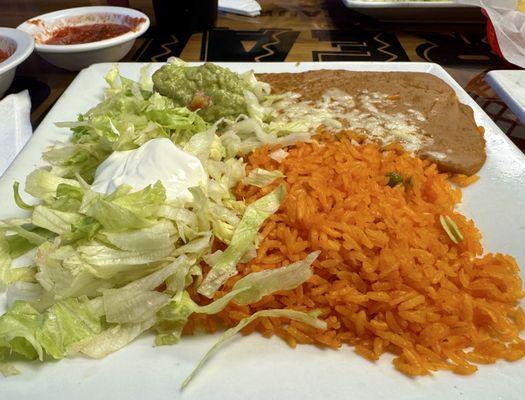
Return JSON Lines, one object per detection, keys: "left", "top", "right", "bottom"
{"left": 4, "top": 233, "right": 36, "bottom": 260}
{"left": 198, "top": 184, "right": 286, "bottom": 297}
{"left": 184, "top": 131, "right": 225, "bottom": 163}
{"left": 182, "top": 309, "right": 327, "bottom": 389}
{"left": 0, "top": 301, "right": 43, "bottom": 361}
{"left": 37, "top": 297, "right": 104, "bottom": 359}
{"left": 35, "top": 242, "right": 109, "bottom": 299}
{"left": 103, "top": 290, "right": 170, "bottom": 324}
{"left": 25, "top": 169, "right": 82, "bottom": 204}
{"left": 0, "top": 298, "right": 103, "bottom": 363}
{"left": 154, "top": 291, "right": 197, "bottom": 346}
{"left": 62, "top": 216, "right": 101, "bottom": 244}
{"left": 31, "top": 206, "right": 83, "bottom": 235}
{"left": 101, "top": 220, "right": 175, "bottom": 252}
{"left": 102, "top": 262, "right": 181, "bottom": 324}
{"left": 77, "top": 242, "right": 174, "bottom": 279}
{"left": 13, "top": 182, "right": 34, "bottom": 211}
{"left": 6, "top": 281, "right": 42, "bottom": 308}
{"left": 74, "top": 318, "right": 155, "bottom": 359}
{"left": 80, "top": 181, "right": 167, "bottom": 233}
{"left": 232, "top": 251, "right": 319, "bottom": 305}
{"left": 51, "top": 183, "right": 86, "bottom": 212}
{"left": 0, "top": 233, "right": 12, "bottom": 289}
{"left": 111, "top": 181, "right": 166, "bottom": 218}
{"left": 85, "top": 197, "right": 154, "bottom": 231}
{"left": 0, "top": 220, "right": 51, "bottom": 247}
{"left": 243, "top": 168, "right": 284, "bottom": 188}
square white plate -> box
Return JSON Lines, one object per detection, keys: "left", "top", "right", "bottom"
{"left": 341, "top": 0, "right": 482, "bottom": 21}
{"left": 0, "top": 62, "right": 524, "bottom": 400}
{"left": 486, "top": 70, "right": 525, "bottom": 125}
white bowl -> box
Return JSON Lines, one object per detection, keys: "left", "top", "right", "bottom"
{"left": 17, "top": 6, "right": 149, "bottom": 71}
{"left": 0, "top": 28, "right": 34, "bottom": 98}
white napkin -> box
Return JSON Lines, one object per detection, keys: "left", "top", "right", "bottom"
{"left": 0, "top": 90, "right": 32, "bottom": 177}
{"left": 218, "top": 0, "right": 262, "bottom": 17}
{"left": 455, "top": 0, "right": 525, "bottom": 68}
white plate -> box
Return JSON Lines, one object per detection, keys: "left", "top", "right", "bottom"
{"left": 343, "top": 0, "right": 459, "bottom": 8}
{"left": 1, "top": 62, "right": 524, "bottom": 400}
{"left": 342, "top": 0, "right": 482, "bottom": 21}
{"left": 486, "top": 70, "right": 525, "bottom": 125}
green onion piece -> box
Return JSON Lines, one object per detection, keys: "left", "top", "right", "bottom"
{"left": 386, "top": 172, "right": 403, "bottom": 187}
{"left": 13, "top": 182, "right": 34, "bottom": 211}
{"left": 439, "top": 215, "right": 464, "bottom": 244}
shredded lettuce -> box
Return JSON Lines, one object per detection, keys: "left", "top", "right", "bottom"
{"left": 48, "top": 66, "right": 208, "bottom": 183}
{"left": 239, "top": 70, "right": 271, "bottom": 100}
{"left": 31, "top": 206, "right": 82, "bottom": 235}
{"left": 243, "top": 168, "right": 284, "bottom": 188}
{"left": 37, "top": 297, "right": 104, "bottom": 359}
{"left": 25, "top": 169, "right": 82, "bottom": 204}
{"left": 0, "top": 61, "right": 325, "bottom": 386}
{"left": 0, "top": 298, "right": 103, "bottom": 362}
{"left": 182, "top": 309, "right": 327, "bottom": 389}
{"left": 102, "top": 221, "right": 174, "bottom": 251}
{"left": 6, "top": 281, "right": 41, "bottom": 308}
{"left": 154, "top": 251, "right": 318, "bottom": 347}
{"left": 83, "top": 182, "right": 166, "bottom": 231}
{"left": 0, "top": 233, "right": 11, "bottom": 289}
{"left": 269, "top": 148, "right": 289, "bottom": 163}
{"left": 198, "top": 184, "right": 286, "bottom": 298}
{"left": 2, "top": 172, "right": 288, "bottom": 375}
{"left": 13, "top": 182, "right": 34, "bottom": 211}
{"left": 0, "top": 220, "right": 51, "bottom": 247}
{"left": 232, "top": 251, "right": 319, "bottom": 305}
{"left": 103, "top": 263, "right": 180, "bottom": 324}
{"left": 74, "top": 318, "right": 156, "bottom": 359}
{"left": 104, "top": 290, "right": 170, "bottom": 324}
{"left": 0, "top": 301, "right": 44, "bottom": 360}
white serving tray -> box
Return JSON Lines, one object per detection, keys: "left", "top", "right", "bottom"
{"left": 0, "top": 62, "right": 524, "bottom": 400}
{"left": 486, "top": 70, "right": 525, "bottom": 125}
{"left": 342, "top": 0, "right": 483, "bottom": 21}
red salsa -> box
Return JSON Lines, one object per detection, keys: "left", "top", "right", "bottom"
{"left": 44, "top": 23, "right": 136, "bottom": 45}
{"left": 0, "top": 49, "right": 10, "bottom": 63}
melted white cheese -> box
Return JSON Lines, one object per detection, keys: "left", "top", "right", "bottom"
{"left": 270, "top": 89, "right": 431, "bottom": 153}
{"left": 91, "top": 138, "right": 206, "bottom": 201}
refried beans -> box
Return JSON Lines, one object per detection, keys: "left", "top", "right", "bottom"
{"left": 257, "top": 70, "right": 486, "bottom": 176}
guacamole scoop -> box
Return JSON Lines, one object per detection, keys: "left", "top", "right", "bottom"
{"left": 152, "top": 63, "right": 248, "bottom": 122}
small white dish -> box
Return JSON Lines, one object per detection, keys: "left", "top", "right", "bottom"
{"left": 0, "top": 28, "right": 34, "bottom": 98}
{"left": 17, "top": 6, "right": 149, "bottom": 71}
{"left": 486, "top": 70, "right": 525, "bottom": 125}
{"left": 341, "top": 0, "right": 482, "bottom": 22}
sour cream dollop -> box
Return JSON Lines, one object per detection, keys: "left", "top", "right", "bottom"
{"left": 91, "top": 138, "right": 206, "bottom": 202}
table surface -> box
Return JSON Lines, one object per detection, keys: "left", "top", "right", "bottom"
{"left": 3, "top": 0, "right": 525, "bottom": 153}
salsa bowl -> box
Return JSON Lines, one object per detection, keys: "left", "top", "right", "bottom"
{"left": 0, "top": 28, "right": 34, "bottom": 97}
{"left": 17, "top": 6, "right": 149, "bottom": 71}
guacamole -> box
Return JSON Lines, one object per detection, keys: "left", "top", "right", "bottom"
{"left": 152, "top": 63, "right": 248, "bottom": 122}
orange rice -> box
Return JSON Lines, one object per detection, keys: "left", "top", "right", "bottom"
{"left": 189, "top": 132, "right": 525, "bottom": 376}
{"left": 449, "top": 174, "right": 480, "bottom": 188}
